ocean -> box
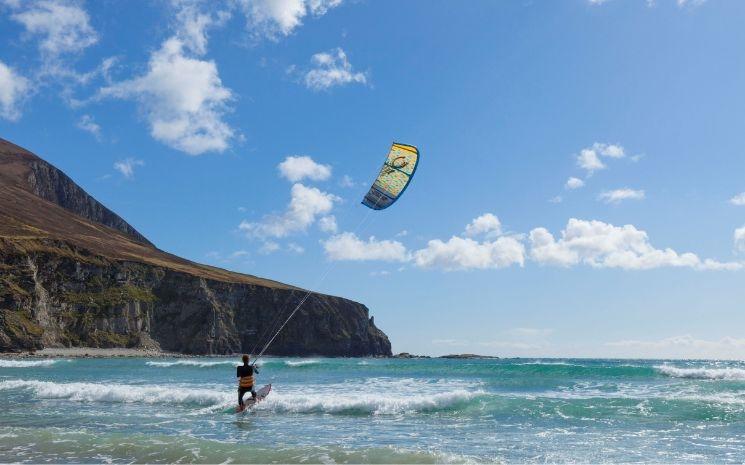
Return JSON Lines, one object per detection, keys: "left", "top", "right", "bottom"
{"left": 1, "top": 357, "right": 745, "bottom": 463}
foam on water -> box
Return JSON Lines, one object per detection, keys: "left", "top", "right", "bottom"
{"left": 283, "top": 359, "right": 320, "bottom": 367}
{"left": 264, "top": 388, "right": 485, "bottom": 415}
{"left": 0, "top": 379, "right": 230, "bottom": 406}
{"left": 655, "top": 365, "right": 745, "bottom": 380}
{"left": 0, "top": 359, "right": 69, "bottom": 368}
{"left": 146, "top": 360, "right": 239, "bottom": 368}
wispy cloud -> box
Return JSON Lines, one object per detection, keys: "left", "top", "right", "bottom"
{"left": 113, "top": 158, "right": 144, "bottom": 179}
{"left": 76, "top": 114, "right": 101, "bottom": 139}
{"left": 598, "top": 188, "right": 645, "bottom": 204}
{"left": 0, "top": 61, "right": 30, "bottom": 121}
{"left": 303, "top": 47, "right": 367, "bottom": 91}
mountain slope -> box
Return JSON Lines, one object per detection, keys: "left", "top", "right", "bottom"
{"left": 0, "top": 138, "right": 391, "bottom": 356}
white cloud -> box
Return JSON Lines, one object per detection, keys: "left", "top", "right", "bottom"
{"left": 172, "top": 0, "right": 230, "bottom": 56}
{"left": 576, "top": 148, "right": 605, "bottom": 174}
{"left": 529, "top": 218, "right": 741, "bottom": 270}
{"left": 238, "top": 0, "right": 343, "bottom": 39}
{"left": 318, "top": 215, "right": 338, "bottom": 233}
{"left": 259, "top": 241, "right": 280, "bottom": 254}
{"left": 239, "top": 183, "right": 339, "bottom": 238}
{"left": 729, "top": 192, "right": 745, "bottom": 206}
{"left": 278, "top": 155, "right": 332, "bottom": 182}
{"left": 0, "top": 61, "right": 30, "bottom": 121}
{"left": 575, "top": 143, "right": 625, "bottom": 175}
{"left": 735, "top": 226, "right": 745, "bottom": 254}
{"left": 594, "top": 142, "right": 625, "bottom": 158}
{"left": 10, "top": 0, "right": 98, "bottom": 59}
{"left": 464, "top": 213, "right": 502, "bottom": 238}
{"left": 323, "top": 232, "right": 408, "bottom": 262}
{"left": 113, "top": 158, "right": 144, "bottom": 179}
{"left": 565, "top": 177, "right": 584, "bottom": 190}
{"left": 605, "top": 335, "right": 745, "bottom": 360}
{"left": 414, "top": 236, "right": 525, "bottom": 271}
{"left": 98, "top": 37, "right": 233, "bottom": 155}
{"left": 76, "top": 114, "right": 100, "bottom": 138}
{"left": 598, "top": 188, "right": 645, "bottom": 204}
{"left": 549, "top": 195, "right": 563, "bottom": 204}
{"left": 303, "top": 47, "right": 367, "bottom": 91}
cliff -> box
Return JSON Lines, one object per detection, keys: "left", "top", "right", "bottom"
{"left": 0, "top": 138, "right": 391, "bottom": 356}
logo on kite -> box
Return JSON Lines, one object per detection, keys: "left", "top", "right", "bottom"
{"left": 362, "top": 142, "right": 419, "bottom": 210}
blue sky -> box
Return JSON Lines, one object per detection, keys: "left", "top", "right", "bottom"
{"left": 2, "top": 0, "right": 745, "bottom": 358}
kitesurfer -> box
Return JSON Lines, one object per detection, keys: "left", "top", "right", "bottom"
{"left": 237, "top": 354, "right": 258, "bottom": 411}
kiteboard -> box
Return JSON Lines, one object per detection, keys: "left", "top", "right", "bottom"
{"left": 236, "top": 384, "right": 272, "bottom": 413}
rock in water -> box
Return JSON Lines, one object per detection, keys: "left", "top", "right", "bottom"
{"left": 0, "top": 138, "right": 392, "bottom": 356}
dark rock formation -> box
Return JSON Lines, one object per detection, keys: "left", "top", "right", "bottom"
{"left": 0, "top": 138, "right": 391, "bottom": 356}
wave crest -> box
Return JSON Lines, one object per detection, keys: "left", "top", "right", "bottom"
{"left": 264, "top": 389, "right": 484, "bottom": 415}
{"left": 0, "top": 359, "right": 68, "bottom": 368}
{"left": 0, "top": 380, "right": 230, "bottom": 406}
{"left": 655, "top": 365, "right": 745, "bottom": 380}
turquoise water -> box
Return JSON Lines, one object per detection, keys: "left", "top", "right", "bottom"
{"left": 2, "top": 357, "right": 745, "bottom": 463}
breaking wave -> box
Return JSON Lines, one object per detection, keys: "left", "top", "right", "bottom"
{"left": 264, "top": 389, "right": 485, "bottom": 415}
{"left": 145, "top": 360, "right": 238, "bottom": 368}
{"left": 0, "top": 380, "right": 230, "bottom": 406}
{"left": 655, "top": 365, "right": 745, "bottom": 380}
{"left": 283, "top": 360, "right": 320, "bottom": 367}
{"left": 0, "top": 359, "right": 69, "bottom": 368}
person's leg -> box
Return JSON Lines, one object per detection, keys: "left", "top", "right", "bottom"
{"left": 251, "top": 387, "right": 257, "bottom": 399}
{"left": 238, "top": 387, "right": 246, "bottom": 407}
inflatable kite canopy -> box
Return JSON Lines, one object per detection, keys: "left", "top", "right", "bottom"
{"left": 362, "top": 142, "right": 420, "bottom": 210}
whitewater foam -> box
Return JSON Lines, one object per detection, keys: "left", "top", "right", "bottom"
{"left": 0, "top": 359, "right": 69, "bottom": 368}
{"left": 145, "top": 360, "right": 239, "bottom": 368}
{"left": 0, "top": 380, "right": 230, "bottom": 406}
{"left": 263, "top": 388, "right": 484, "bottom": 415}
{"left": 283, "top": 360, "right": 320, "bottom": 367}
{"left": 655, "top": 365, "right": 745, "bottom": 380}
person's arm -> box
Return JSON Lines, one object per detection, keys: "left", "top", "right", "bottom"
{"left": 254, "top": 365, "right": 259, "bottom": 375}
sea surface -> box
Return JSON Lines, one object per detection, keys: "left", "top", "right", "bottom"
{"left": 1, "top": 357, "right": 745, "bottom": 463}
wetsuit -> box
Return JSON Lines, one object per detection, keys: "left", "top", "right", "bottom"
{"left": 237, "top": 364, "right": 259, "bottom": 406}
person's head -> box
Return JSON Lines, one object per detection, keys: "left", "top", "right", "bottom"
{"left": 242, "top": 354, "right": 249, "bottom": 365}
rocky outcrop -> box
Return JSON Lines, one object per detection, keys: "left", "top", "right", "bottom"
{"left": 0, "top": 138, "right": 391, "bottom": 356}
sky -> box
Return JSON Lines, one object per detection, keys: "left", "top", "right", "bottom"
{"left": 1, "top": 0, "right": 745, "bottom": 359}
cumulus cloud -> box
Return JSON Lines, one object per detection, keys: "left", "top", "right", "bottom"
{"left": 729, "top": 192, "right": 745, "bottom": 206}
{"left": 323, "top": 232, "right": 408, "bottom": 262}
{"left": 529, "top": 218, "right": 741, "bottom": 270}
{"left": 98, "top": 37, "right": 233, "bottom": 155}
{"left": 0, "top": 61, "right": 30, "bottom": 121}
{"left": 10, "top": 0, "right": 98, "bottom": 60}
{"left": 413, "top": 235, "right": 525, "bottom": 271}
{"left": 238, "top": 0, "right": 343, "bottom": 40}
{"left": 565, "top": 177, "right": 584, "bottom": 190}
{"left": 113, "top": 158, "right": 144, "bottom": 179}
{"left": 464, "top": 213, "right": 502, "bottom": 238}
{"left": 239, "top": 183, "right": 339, "bottom": 238}
{"left": 303, "top": 48, "right": 367, "bottom": 91}
{"left": 598, "top": 188, "right": 645, "bottom": 204}
{"left": 278, "top": 155, "right": 332, "bottom": 182}
{"left": 575, "top": 142, "right": 625, "bottom": 176}
{"left": 576, "top": 148, "right": 605, "bottom": 174}
{"left": 735, "top": 226, "right": 745, "bottom": 254}
{"left": 76, "top": 114, "right": 100, "bottom": 138}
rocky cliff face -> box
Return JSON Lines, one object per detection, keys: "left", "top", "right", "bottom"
{"left": 0, "top": 139, "right": 391, "bottom": 356}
